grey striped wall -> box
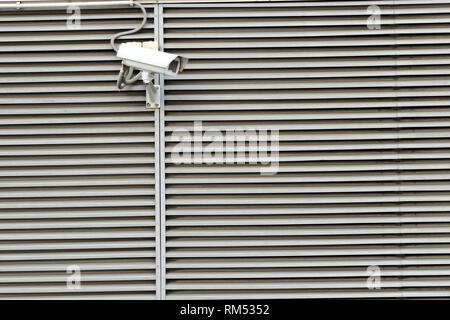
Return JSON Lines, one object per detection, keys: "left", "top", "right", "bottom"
{"left": 0, "top": 3, "right": 158, "bottom": 299}
{"left": 1, "top": 0, "right": 450, "bottom": 299}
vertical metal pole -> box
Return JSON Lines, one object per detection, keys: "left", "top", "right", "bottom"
{"left": 153, "top": 4, "right": 163, "bottom": 300}
{"left": 157, "top": 3, "right": 167, "bottom": 300}
{"left": 156, "top": 2, "right": 167, "bottom": 300}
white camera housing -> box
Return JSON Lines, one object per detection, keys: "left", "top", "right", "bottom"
{"left": 117, "top": 42, "right": 188, "bottom": 77}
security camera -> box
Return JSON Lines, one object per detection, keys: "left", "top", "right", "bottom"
{"left": 115, "top": 41, "right": 188, "bottom": 109}
{"left": 117, "top": 42, "right": 188, "bottom": 77}
{"left": 109, "top": 1, "right": 188, "bottom": 109}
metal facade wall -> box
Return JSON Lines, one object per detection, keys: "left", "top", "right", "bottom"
{"left": 2, "top": 0, "right": 450, "bottom": 299}
{"left": 161, "top": 0, "right": 450, "bottom": 299}
{"left": 0, "top": 5, "right": 158, "bottom": 299}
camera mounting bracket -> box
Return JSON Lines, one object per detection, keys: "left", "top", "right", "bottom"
{"left": 142, "top": 71, "right": 160, "bottom": 109}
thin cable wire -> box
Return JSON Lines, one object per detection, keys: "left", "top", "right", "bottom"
{"left": 111, "top": 1, "right": 148, "bottom": 87}
{"left": 110, "top": 1, "right": 148, "bottom": 52}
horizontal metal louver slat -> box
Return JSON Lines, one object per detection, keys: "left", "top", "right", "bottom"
{"left": 0, "top": 4, "right": 157, "bottom": 299}
{"left": 162, "top": 0, "right": 450, "bottom": 299}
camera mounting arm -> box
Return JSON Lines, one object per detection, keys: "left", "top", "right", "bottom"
{"left": 116, "top": 64, "right": 160, "bottom": 109}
